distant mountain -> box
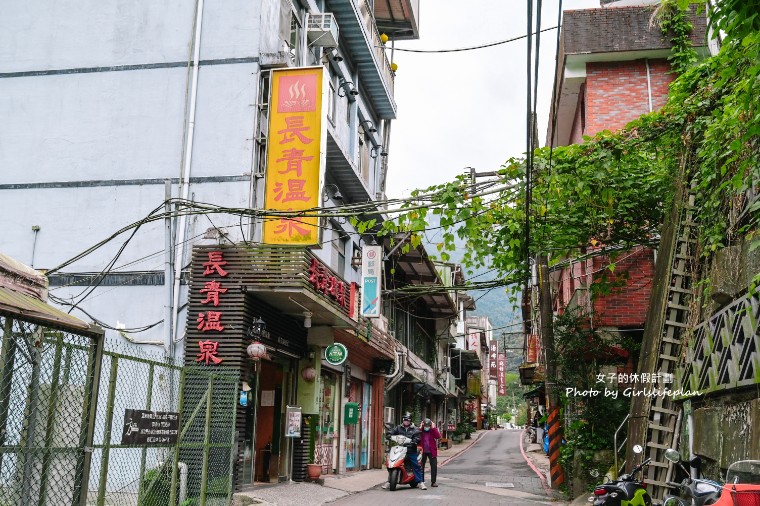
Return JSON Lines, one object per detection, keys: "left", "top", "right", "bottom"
{"left": 421, "top": 216, "right": 524, "bottom": 369}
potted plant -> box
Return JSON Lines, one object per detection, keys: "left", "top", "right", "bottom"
{"left": 456, "top": 421, "right": 475, "bottom": 440}
{"left": 306, "top": 461, "right": 322, "bottom": 480}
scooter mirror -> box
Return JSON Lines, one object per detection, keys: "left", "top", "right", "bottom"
{"left": 665, "top": 448, "right": 681, "bottom": 463}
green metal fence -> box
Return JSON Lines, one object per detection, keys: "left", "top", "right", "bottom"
{"left": 0, "top": 315, "right": 239, "bottom": 506}
{"left": 0, "top": 316, "right": 99, "bottom": 506}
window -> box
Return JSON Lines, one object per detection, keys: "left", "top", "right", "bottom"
{"left": 351, "top": 243, "right": 361, "bottom": 271}
{"left": 287, "top": 10, "right": 302, "bottom": 65}
{"left": 255, "top": 73, "right": 271, "bottom": 175}
{"left": 358, "top": 130, "right": 370, "bottom": 184}
{"left": 331, "top": 222, "right": 348, "bottom": 276}
{"left": 328, "top": 80, "right": 336, "bottom": 124}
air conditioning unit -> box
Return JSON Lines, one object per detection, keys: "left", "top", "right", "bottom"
{"left": 307, "top": 13, "right": 340, "bottom": 48}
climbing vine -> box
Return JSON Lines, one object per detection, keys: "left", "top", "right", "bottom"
{"left": 372, "top": 1, "right": 759, "bottom": 298}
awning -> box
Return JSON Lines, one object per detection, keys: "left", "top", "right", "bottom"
{"left": 0, "top": 286, "right": 99, "bottom": 336}
{"left": 451, "top": 349, "right": 482, "bottom": 372}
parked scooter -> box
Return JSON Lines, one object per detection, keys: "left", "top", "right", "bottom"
{"left": 662, "top": 448, "right": 721, "bottom": 506}
{"left": 720, "top": 459, "right": 760, "bottom": 505}
{"left": 385, "top": 434, "right": 422, "bottom": 491}
{"left": 662, "top": 449, "right": 760, "bottom": 506}
{"left": 590, "top": 446, "right": 654, "bottom": 506}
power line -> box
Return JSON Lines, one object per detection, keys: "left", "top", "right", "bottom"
{"left": 391, "top": 27, "right": 558, "bottom": 53}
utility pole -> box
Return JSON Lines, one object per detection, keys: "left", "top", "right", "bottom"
{"left": 538, "top": 255, "right": 564, "bottom": 488}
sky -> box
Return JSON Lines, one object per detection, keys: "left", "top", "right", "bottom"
{"left": 384, "top": 0, "right": 600, "bottom": 198}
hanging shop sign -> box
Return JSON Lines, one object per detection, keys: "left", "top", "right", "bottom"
{"left": 263, "top": 67, "right": 327, "bottom": 245}
{"left": 497, "top": 354, "right": 507, "bottom": 396}
{"left": 467, "top": 331, "right": 480, "bottom": 351}
{"left": 489, "top": 340, "right": 498, "bottom": 379}
{"left": 325, "top": 342, "right": 348, "bottom": 366}
{"left": 195, "top": 249, "right": 230, "bottom": 365}
{"left": 121, "top": 409, "right": 179, "bottom": 445}
{"left": 360, "top": 246, "right": 382, "bottom": 318}
{"left": 285, "top": 406, "right": 302, "bottom": 438}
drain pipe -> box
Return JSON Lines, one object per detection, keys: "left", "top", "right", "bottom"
{"left": 172, "top": 0, "right": 206, "bottom": 345}
{"left": 178, "top": 462, "right": 188, "bottom": 504}
{"left": 645, "top": 58, "right": 653, "bottom": 113}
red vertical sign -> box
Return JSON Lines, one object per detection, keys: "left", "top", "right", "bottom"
{"left": 497, "top": 354, "right": 507, "bottom": 395}
{"left": 195, "top": 250, "right": 228, "bottom": 365}
{"left": 489, "top": 340, "right": 498, "bottom": 379}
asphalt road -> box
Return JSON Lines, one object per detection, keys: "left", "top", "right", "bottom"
{"left": 330, "top": 429, "right": 558, "bottom": 506}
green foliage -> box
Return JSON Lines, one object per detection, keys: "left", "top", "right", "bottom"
{"left": 454, "top": 420, "right": 475, "bottom": 436}
{"left": 368, "top": 1, "right": 759, "bottom": 296}
{"left": 658, "top": 0, "right": 699, "bottom": 74}
{"left": 559, "top": 395, "right": 630, "bottom": 491}
{"left": 139, "top": 466, "right": 175, "bottom": 506}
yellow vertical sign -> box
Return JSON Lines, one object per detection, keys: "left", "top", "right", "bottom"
{"left": 263, "top": 67, "right": 326, "bottom": 245}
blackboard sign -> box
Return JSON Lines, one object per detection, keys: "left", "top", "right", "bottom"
{"left": 121, "top": 409, "right": 179, "bottom": 445}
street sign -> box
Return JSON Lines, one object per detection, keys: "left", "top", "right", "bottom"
{"left": 361, "top": 246, "right": 383, "bottom": 317}
{"left": 325, "top": 342, "right": 348, "bottom": 365}
{"left": 121, "top": 409, "right": 179, "bottom": 445}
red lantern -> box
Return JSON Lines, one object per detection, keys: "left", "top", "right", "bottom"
{"left": 247, "top": 341, "right": 267, "bottom": 360}
{"left": 301, "top": 366, "right": 317, "bottom": 382}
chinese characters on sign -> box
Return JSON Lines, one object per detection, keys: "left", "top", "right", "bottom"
{"left": 489, "top": 340, "right": 498, "bottom": 379}
{"left": 121, "top": 410, "right": 179, "bottom": 445}
{"left": 285, "top": 406, "right": 302, "bottom": 438}
{"left": 497, "top": 355, "right": 507, "bottom": 395}
{"left": 263, "top": 68, "right": 326, "bottom": 245}
{"left": 361, "top": 246, "right": 382, "bottom": 318}
{"left": 195, "top": 250, "right": 229, "bottom": 365}
{"left": 307, "top": 257, "right": 351, "bottom": 311}
{"left": 467, "top": 332, "right": 480, "bottom": 351}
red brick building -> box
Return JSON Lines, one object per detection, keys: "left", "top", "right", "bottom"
{"left": 546, "top": 3, "right": 706, "bottom": 359}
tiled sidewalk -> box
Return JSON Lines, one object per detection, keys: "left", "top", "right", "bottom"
{"left": 232, "top": 430, "right": 489, "bottom": 505}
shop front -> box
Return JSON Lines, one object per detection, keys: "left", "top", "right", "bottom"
{"left": 185, "top": 244, "right": 363, "bottom": 488}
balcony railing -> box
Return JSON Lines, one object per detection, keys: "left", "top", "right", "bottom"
{"left": 357, "top": 0, "right": 395, "bottom": 96}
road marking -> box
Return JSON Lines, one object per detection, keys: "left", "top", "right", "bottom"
{"left": 485, "top": 482, "right": 515, "bottom": 488}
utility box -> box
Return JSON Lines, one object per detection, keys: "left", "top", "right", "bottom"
{"left": 344, "top": 402, "right": 359, "bottom": 425}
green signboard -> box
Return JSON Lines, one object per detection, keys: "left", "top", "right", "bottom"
{"left": 325, "top": 343, "right": 348, "bottom": 366}
{"left": 344, "top": 402, "right": 359, "bottom": 425}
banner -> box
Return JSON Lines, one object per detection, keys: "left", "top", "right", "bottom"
{"left": 360, "top": 246, "right": 382, "bottom": 317}
{"left": 497, "top": 354, "right": 507, "bottom": 395}
{"left": 489, "top": 340, "right": 498, "bottom": 379}
{"left": 263, "top": 67, "right": 327, "bottom": 245}
{"left": 467, "top": 331, "right": 480, "bottom": 351}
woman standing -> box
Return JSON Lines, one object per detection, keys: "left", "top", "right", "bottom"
{"left": 419, "top": 418, "right": 441, "bottom": 487}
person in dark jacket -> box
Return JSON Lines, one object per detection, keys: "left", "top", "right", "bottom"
{"left": 382, "top": 413, "right": 426, "bottom": 489}
{"left": 419, "top": 418, "right": 441, "bottom": 487}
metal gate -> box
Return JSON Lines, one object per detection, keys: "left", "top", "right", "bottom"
{"left": 0, "top": 314, "right": 239, "bottom": 506}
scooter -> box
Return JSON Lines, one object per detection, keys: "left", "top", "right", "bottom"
{"left": 662, "top": 448, "right": 722, "bottom": 506}
{"left": 590, "top": 452, "right": 654, "bottom": 506}
{"left": 719, "top": 459, "right": 760, "bottom": 505}
{"left": 663, "top": 451, "right": 760, "bottom": 506}
{"left": 385, "top": 434, "right": 422, "bottom": 491}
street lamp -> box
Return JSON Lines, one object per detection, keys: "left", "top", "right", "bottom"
{"left": 247, "top": 317, "right": 269, "bottom": 360}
